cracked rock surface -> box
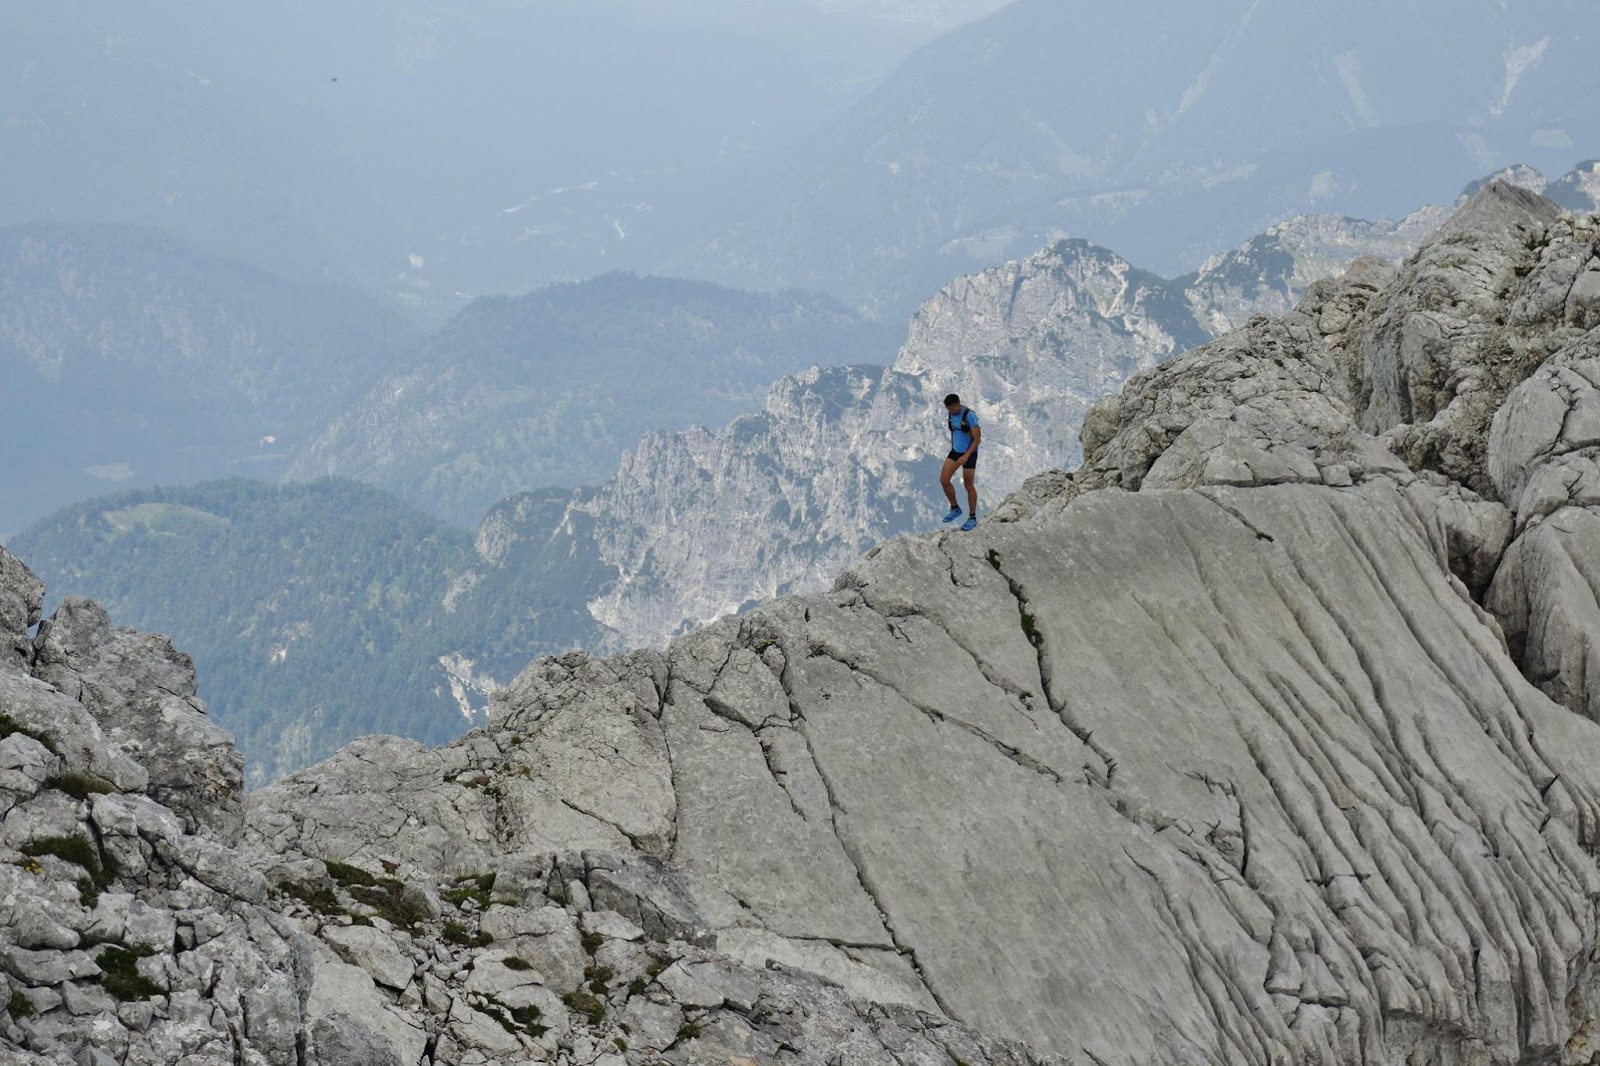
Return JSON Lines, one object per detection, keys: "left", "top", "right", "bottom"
{"left": 0, "top": 543, "right": 1060, "bottom": 1066}
{"left": 12, "top": 179, "right": 1600, "bottom": 1065}
{"left": 238, "top": 182, "right": 1600, "bottom": 1064}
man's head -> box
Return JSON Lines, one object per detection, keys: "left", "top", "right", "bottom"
{"left": 943, "top": 393, "right": 962, "bottom": 412}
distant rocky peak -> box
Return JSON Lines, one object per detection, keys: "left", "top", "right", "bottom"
{"left": 1548, "top": 159, "right": 1600, "bottom": 212}
{"left": 891, "top": 236, "right": 1200, "bottom": 383}
{"left": 1183, "top": 204, "right": 1457, "bottom": 336}
{"left": 1460, "top": 162, "right": 1551, "bottom": 200}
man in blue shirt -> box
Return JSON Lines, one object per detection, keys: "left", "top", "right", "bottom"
{"left": 940, "top": 393, "right": 982, "bottom": 531}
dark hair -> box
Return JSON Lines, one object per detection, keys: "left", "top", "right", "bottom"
{"left": 943, "top": 393, "right": 961, "bottom": 407}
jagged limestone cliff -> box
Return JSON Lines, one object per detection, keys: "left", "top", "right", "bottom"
{"left": 6, "top": 180, "right": 1600, "bottom": 1065}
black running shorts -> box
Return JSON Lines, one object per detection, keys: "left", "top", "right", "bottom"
{"left": 947, "top": 449, "right": 978, "bottom": 470}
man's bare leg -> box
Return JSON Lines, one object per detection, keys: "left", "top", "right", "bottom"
{"left": 963, "top": 468, "right": 978, "bottom": 516}
{"left": 940, "top": 458, "right": 961, "bottom": 508}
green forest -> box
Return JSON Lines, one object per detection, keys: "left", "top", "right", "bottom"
{"left": 13, "top": 479, "right": 520, "bottom": 785}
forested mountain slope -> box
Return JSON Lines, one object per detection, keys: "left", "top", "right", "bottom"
{"left": 287, "top": 274, "right": 896, "bottom": 525}
{"left": 9, "top": 480, "right": 483, "bottom": 785}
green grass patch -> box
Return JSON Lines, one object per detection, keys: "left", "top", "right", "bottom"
{"left": 442, "top": 872, "right": 496, "bottom": 909}
{"left": 441, "top": 920, "right": 492, "bottom": 948}
{"left": 579, "top": 929, "right": 605, "bottom": 955}
{"left": 1019, "top": 607, "right": 1040, "bottom": 648}
{"left": 502, "top": 957, "right": 533, "bottom": 972}
{"left": 676, "top": 1020, "right": 703, "bottom": 1042}
{"left": 280, "top": 880, "right": 339, "bottom": 914}
{"left": 488, "top": 1001, "right": 548, "bottom": 1038}
{"left": 103, "top": 502, "right": 229, "bottom": 537}
{"left": 45, "top": 772, "right": 116, "bottom": 800}
{"left": 348, "top": 879, "right": 431, "bottom": 930}
{"left": 94, "top": 946, "right": 163, "bottom": 1001}
{"left": 561, "top": 990, "right": 606, "bottom": 1026}
{"left": 322, "top": 859, "right": 379, "bottom": 887}
{"left": 7, "top": 988, "right": 34, "bottom": 1019}
{"left": 0, "top": 713, "right": 56, "bottom": 754}
{"left": 21, "top": 835, "right": 116, "bottom": 895}
{"left": 585, "top": 964, "right": 615, "bottom": 994}
{"left": 22, "top": 834, "right": 99, "bottom": 872}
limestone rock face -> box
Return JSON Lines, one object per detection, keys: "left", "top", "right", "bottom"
{"left": 1184, "top": 205, "right": 1451, "bottom": 336}
{"left": 14, "top": 181, "right": 1600, "bottom": 1066}
{"left": 0, "top": 546, "right": 43, "bottom": 669}
{"left": 30, "top": 596, "right": 244, "bottom": 841}
{"left": 1068, "top": 181, "right": 1594, "bottom": 506}
{"left": 1485, "top": 328, "right": 1600, "bottom": 725}
{"left": 1336, "top": 185, "right": 1559, "bottom": 491}
{"left": 0, "top": 561, "right": 304, "bottom": 1066}
{"left": 4, "top": 554, "right": 1055, "bottom": 1066}
{"left": 257, "top": 479, "right": 1600, "bottom": 1064}
{"left": 239, "top": 182, "right": 1600, "bottom": 1065}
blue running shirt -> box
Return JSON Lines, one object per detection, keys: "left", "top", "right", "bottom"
{"left": 949, "top": 407, "right": 980, "bottom": 453}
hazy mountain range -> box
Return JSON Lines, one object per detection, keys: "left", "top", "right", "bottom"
{"left": 691, "top": 0, "right": 1600, "bottom": 314}
{"left": 5, "top": 0, "right": 1596, "bottom": 783}
{"left": 14, "top": 173, "right": 1531, "bottom": 780}
{"left": 4, "top": 5, "right": 1600, "bottom": 1061}
{"left": 9, "top": 1, "right": 1591, "bottom": 321}
{"left": 285, "top": 275, "right": 897, "bottom": 524}
{"left": 16, "top": 179, "right": 1600, "bottom": 1066}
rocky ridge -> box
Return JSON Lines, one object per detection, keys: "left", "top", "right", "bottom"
{"left": 0, "top": 547, "right": 1055, "bottom": 1066}
{"left": 239, "top": 180, "right": 1600, "bottom": 1065}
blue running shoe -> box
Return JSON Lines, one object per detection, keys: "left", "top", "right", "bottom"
{"left": 961, "top": 516, "right": 978, "bottom": 532}
{"left": 942, "top": 506, "right": 964, "bottom": 524}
